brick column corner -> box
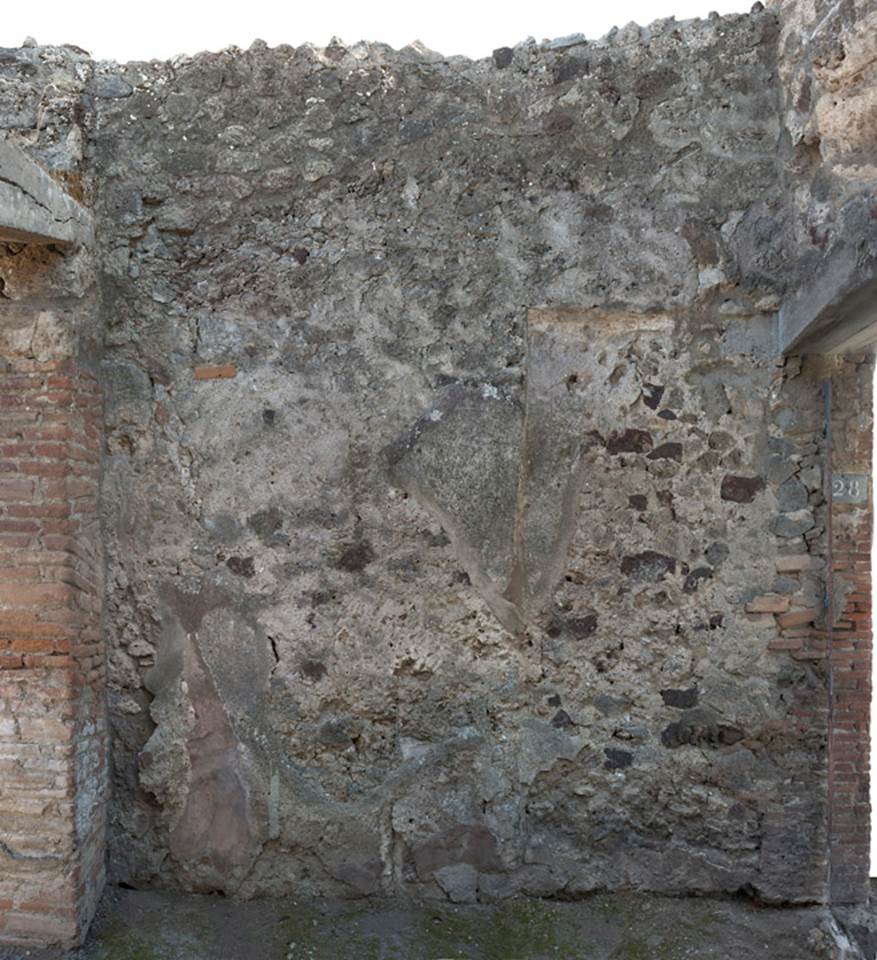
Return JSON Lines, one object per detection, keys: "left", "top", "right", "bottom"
{"left": 826, "top": 355, "right": 873, "bottom": 905}
{"left": 0, "top": 359, "right": 107, "bottom": 948}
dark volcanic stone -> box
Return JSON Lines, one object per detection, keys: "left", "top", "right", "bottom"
{"left": 551, "top": 709, "right": 575, "bottom": 729}
{"left": 721, "top": 475, "right": 765, "bottom": 503}
{"left": 567, "top": 614, "right": 598, "bottom": 638}
{"left": 683, "top": 566, "right": 713, "bottom": 593}
{"left": 620, "top": 551, "right": 676, "bottom": 582}
{"left": 607, "top": 429, "right": 653, "bottom": 455}
{"left": 492, "top": 47, "right": 513, "bottom": 69}
{"left": 633, "top": 66, "right": 681, "bottom": 99}
{"left": 226, "top": 555, "right": 256, "bottom": 578}
{"left": 604, "top": 748, "right": 634, "bottom": 770}
{"left": 648, "top": 442, "right": 682, "bottom": 462}
{"left": 661, "top": 709, "right": 744, "bottom": 749}
{"left": 553, "top": 55, "right": 590, "bottom": 83}
{"left": 628, "top": 494, "right": 648, "bottom": 510}
{"left": 300, "top": 658, "right": 327, "bottom": 682}
{"left": 641, "top": 383, "right": 665, "bottom": 410}
{"left": 335, "top": 540, "right": 376, "bottom": 573}
{"left": 660, "top": 687, "right": 699, "bottom": 709}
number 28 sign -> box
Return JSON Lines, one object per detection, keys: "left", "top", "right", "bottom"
{"left": 832, "top": 474, "right": 869, "bottom": 504}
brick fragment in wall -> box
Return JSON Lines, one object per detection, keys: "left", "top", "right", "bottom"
{"left": 194, "top": 364, "right": 237, "bottom": 380}
{"left": 745, "top": 595, "right": 791, "bottom": 614}
{"left": 776, "top": 607, "right": 821, "bottom": 629}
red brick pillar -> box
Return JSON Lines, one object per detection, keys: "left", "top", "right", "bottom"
{"left": 0, "top": 359, "right": 106, "bottom": 947}
{"left": 826, "top": 355, "right": 873, "bottom": 904}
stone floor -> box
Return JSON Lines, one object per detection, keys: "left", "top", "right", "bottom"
{"left": 1, "top": 887, "right": 873, "bottom": 960}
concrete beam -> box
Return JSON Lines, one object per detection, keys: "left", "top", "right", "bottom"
{"left": 0, "top": 137, "right": 93, "bottom": 247}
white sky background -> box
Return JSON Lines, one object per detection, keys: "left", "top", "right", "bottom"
{"left": 8, "top": 0, "right": 752, "bottom": 62}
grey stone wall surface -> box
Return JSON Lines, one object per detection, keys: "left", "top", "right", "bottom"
{"left": 0, "top": 4, "right": 869, "bottom": 906}
{"left": 772, "top": 0, "right": 877, "bottom": 350}
{"left": 0, "top": 42, "right": 98, "bottom": 360}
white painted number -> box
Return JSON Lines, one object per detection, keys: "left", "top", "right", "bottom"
{"left": 832, "top": 474, "right": 869, "bottom": 503}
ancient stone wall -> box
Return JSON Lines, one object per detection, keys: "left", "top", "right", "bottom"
{"left": 85, "top": 9, "right": 833, "bottom": 904}
{"left": 0, "top": 3, "right": 874, "bottom": 943}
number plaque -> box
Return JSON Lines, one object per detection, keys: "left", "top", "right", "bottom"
{"left": 832, "top": 474, "right": 869, "bottom": 504}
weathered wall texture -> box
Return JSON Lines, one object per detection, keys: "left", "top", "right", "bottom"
{"left": 773, "top": 0, "right": 877, "bottom": 350}
{"left": 87, "top": 10, "right": 832, "bottom": 903}
{"left": 0, "top": 0, "right": 874, "bottom": 929}
{"left": 775, "top": 0, "right": 877, "bottom": 192}
{"left": 0, "top": 47, "right": 107, "bottom": 947}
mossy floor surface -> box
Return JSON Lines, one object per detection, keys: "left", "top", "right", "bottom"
{"left": 2, "top": 888, "right": 834, "bottom": 960}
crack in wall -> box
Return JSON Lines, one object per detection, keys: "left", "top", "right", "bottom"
{"left": 0, "top": 172, "right": 79, "bottom": 229}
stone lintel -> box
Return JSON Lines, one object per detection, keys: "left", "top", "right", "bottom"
{"left": 0, "top": 137, "right": 93, "bottom": 247}
{"left": 779, "top": 196, "right": 877, "bottom": 356}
